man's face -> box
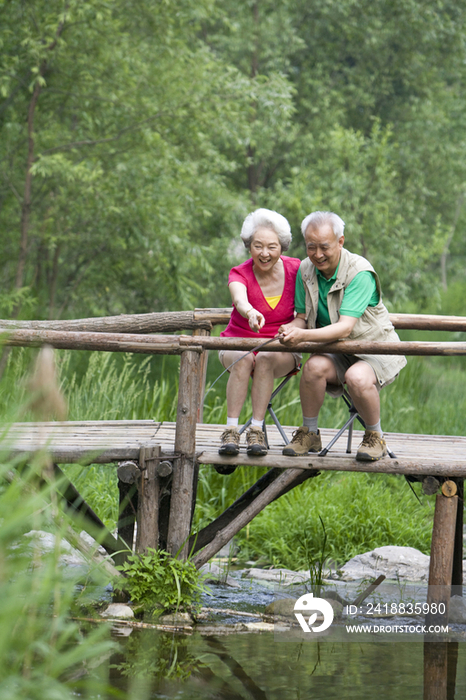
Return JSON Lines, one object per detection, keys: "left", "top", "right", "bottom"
{"left": 304, "top": 223, "right": 344, "bottom": 279}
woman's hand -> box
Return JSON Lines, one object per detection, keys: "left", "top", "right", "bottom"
{"left": 246, "top": 308, "right": 265, "bottom": 332}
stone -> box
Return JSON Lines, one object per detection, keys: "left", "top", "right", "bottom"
{"left": 327, "top": 598, "right": 344, "bottom": 619}
{"left": 79, "top": 530, "right": 107, "bottom": 555}
{"left": 100, "top": 604, "right": 134, "bottom": 619}
{"left": 265, "top": 596, "right": 343, "bottom": 620}
{"left": 241, "top": 568, "right": 310, "bottom": 586}
{"left": 339, "top": 546, "right": 430, "bottom": 581}
{"left": 449, "top": 596, "right": 466, "bottom": 624}
{"left": 243, "top": 621, "right": 275, "bottom": 632}
{"left": 216, "top": 539, "right": 239, "bottom": 559}
{"left": 200, "top": 562, "right": 240, "bottom": 588}
{"left": 158, "top": 611, "right": 193, "bottom": 626}
{"left": 24, "top": 530, "right": 86, "bottom": 566}
{"left": 264, "top": 598, "right": 297, "bottom": 618}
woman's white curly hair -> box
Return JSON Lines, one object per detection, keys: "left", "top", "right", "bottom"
{"left": 240, "top": 208, "right": 292, "bottom": 251}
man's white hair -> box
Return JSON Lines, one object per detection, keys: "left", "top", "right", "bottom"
{"left": 240, "top": 208, "right": 292, "bottom": 251}
{"left": 301, "top": 211, "right": 345, "bottom": 240}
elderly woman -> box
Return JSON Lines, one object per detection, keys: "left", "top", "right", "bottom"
{"left": 218, "top": 208, "right": 301, "bottom": 457}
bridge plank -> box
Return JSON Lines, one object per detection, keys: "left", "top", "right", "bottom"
{"left": 3, "top": 420, "right": 466, "bottom": 476}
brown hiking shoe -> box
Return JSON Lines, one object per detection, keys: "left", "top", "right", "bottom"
{"left": 356, "top": 430, "right": 388, "bottom": 462}
{"left": 282, "top": 426, "right": 322, "bottom": 456}
{"left": 219, "top": 427, "right": 240, "bottom": 456}
{"left": 246, "top": 426, "right": 267, "bottom": 456}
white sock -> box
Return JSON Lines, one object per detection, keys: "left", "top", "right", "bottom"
{"left": 303, "top": 416, "right": 319, "bottom": 433}
{"left": 227, "top": 417, "right": 239, "bottom": 427}
{"left": 367, "top": 421, "right": 382, "bottom": 436}
{"left": 251, "top": 418, "right": 263, "bottom": 428}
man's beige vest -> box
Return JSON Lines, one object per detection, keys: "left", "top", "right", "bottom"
{"left": 300, "top": 247, "right": 407, "bottom": 386}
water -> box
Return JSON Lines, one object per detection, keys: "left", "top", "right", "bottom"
{"left": 85, "top": 579, "right": 466, "bottom": 699}
{"left": 105, "top": 629, "right": 466, "bottom": 699}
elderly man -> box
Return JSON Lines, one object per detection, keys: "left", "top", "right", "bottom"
{"left": 279, "top": 211, "right": 406, "bottom": 461}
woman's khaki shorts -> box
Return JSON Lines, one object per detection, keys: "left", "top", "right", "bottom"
{"left": 218, "top": 349, "right": 302, "bottom": 373}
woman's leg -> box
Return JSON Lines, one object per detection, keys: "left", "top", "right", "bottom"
{"left": 221, "top": 351, "right": 255, "bottom": 419}
{"left": 250, "top": 351, "right": 297, "bottom": 422}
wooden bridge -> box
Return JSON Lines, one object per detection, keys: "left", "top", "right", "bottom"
{"left": 1, "top": 308, "right": 465, "bottom": 623}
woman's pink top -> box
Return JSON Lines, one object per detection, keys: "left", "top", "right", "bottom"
{"left": 221, "top": 256, "right": 301, "bottom": 339}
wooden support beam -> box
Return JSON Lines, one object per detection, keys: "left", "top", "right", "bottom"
{"left": 197, "top": 452, "right": 466, "bottom": 477}
{"left": 116, "top": 478, "right": 138, "bottom": 562}
{"left": 0, "top": 327, "right": 201, "bottom": 355}
{"left": 451, "top": 479, "right": 464, "bottom": 596}
{"left": 52, "top": 464, "right": 122, "bottom": 556}
{"left": 135, "top": 445, "right": 160, "bottom": 553}
{"left": 2, "top": 327, "right": 466, "bottom": 357}
{"left": 183, "top": 336, "right": 466, "bottom": 356}
{"left": 426, "top": 491, "right": 458, "bottom": 628}
{"left": 2, "top": 308, "right": 466, "bottom": 333}
{"left": 191, "top": 467, "right": 307, "bottom": 569}
{"left": 189, "top": 468, "right": 318, "bottom": 555}
{"left": 0, "top": 310, "right": 212, "bottom": 333}
{"left": 167, "top": 350, "right": 201, "bottom": 559}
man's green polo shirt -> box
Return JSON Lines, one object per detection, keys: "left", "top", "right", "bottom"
{"left": 294, "top": 264, "right": 379, "bottom": 327}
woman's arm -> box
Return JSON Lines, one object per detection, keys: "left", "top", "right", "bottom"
{"left": 229, "top": 281, "right": 265, "bottom": 332}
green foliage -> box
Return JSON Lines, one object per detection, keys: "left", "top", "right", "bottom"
{"left": 114, "top": 549, "right": 209, "bottom": 614}
{"left": 2, "top": 0, "right": 466, "bottom": 318}
{"left": 235, "top": 471, "right": 434, "bottom": 570}
{"left": 0, "top": 457, "right": 115, "bottom": 698}
{"left": 303, "top": 516, "right": 328, "bottom": 597}
{"left": 111, "top": 632, "right": 199, "bottom": 683}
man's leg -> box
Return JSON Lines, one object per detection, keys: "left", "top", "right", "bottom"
{"left": 299, "top": 354, "right": 340, "bottom": 417}
{"left": 283, "top": 354, "right": 339, "bottom": 456}
{"left": 345, "top": 361, "right": 387, "bottom": 461}
{"left": 344, "top": 361, "right": 380, "bottom": 427}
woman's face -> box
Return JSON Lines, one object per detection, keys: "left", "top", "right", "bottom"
{"left": 250, "top": 227, "right": 282, "bottom": 273}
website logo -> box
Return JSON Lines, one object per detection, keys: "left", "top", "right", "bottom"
{"left": 294, "top": 593, "right": 334, "bottom": 633}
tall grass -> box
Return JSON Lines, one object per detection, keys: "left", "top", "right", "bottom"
{"left": 1, "top": 345, "right": 464, "bottom": 568}
{"left": 0, "top": 451, "right": 116, "bottom": 698}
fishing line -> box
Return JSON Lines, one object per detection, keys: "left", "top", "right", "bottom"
{"left": 202, "top": 333, "right": 282, "bottom": 406}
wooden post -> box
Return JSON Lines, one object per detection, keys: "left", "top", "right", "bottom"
{"left": 167, "top": 349, "right": 201, "bottom": 559}
{"left": 451, "top": 478, "right": 463, "bottom": 596}
{"left": 135, "top": 445, "right": 160, "bottom": 553}
{"left": 424, "top": 642, "right": 448, "bottom": 700}
{"left": 193, "top": 328, "right": 209, "bottom": 423}
{"left": 426, "top": 490, "right": 458, "bottom": 628}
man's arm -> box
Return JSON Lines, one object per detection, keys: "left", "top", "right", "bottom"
{"left": 279, "top": 314, "right": 358, "bottom": 347}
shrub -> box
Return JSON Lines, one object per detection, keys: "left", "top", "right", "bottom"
{"left": 114, "top": 548, "right": 209, "bottom": 614}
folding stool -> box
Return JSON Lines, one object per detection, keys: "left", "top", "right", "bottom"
{"left": 238, "top": 364, "right": 301, "bottom": 449}
{"left": 319, "top": 389, "right": 396, "bottom": 459}
{"left": 319, "top": 390, "right": 365, "bottom": 456}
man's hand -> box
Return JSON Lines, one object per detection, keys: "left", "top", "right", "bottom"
{"left": 278, "top": 324, "right": 306, "bottom": 347}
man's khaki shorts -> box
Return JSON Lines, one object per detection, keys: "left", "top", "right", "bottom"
{"left": 323, "top": 352, "right": 398, "bottom": 397}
